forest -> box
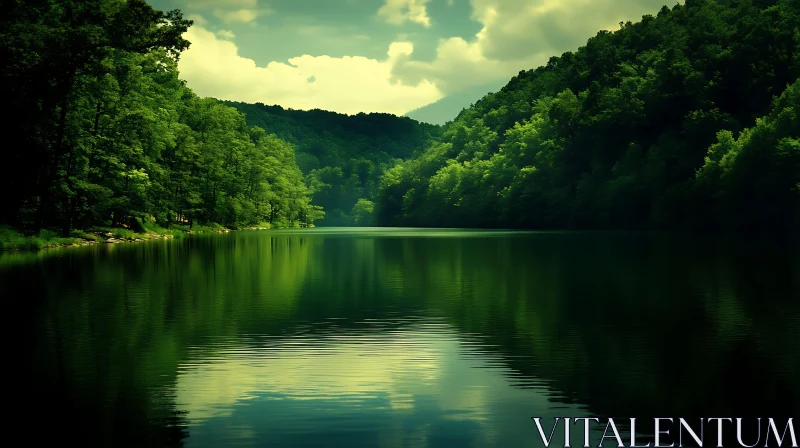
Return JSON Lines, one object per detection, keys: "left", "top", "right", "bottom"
{"left": 1, "top": 0, "right": 798, "bottom": 248}
{"left": 0, "top": 0, "right": 322, "bottom": 249}
{"left": 222, "top": 101, "right": 441, "bottom": 226}
{"left": 374, "top": 0, "right": 800, "bottom": 230}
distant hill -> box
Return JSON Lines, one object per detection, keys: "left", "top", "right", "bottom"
{"left": 378, "top": 0, "right": 800, "bottom": 231}
{"left": 223, "top": 101, "right": 442, "bottom": 226}
{"left": 404, "top": 82, "right": 506, "bottom": 125}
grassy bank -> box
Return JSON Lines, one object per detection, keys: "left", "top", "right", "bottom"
{"left": 0, "top": 219, "right": 315, "bottom": 252}
{"left": 0, "top": 222, "right": 230, "bottom": 252}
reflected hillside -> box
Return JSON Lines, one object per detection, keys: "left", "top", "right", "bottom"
{"left": 5, "top": 231, "right": 799, "bottom": 447}
{"left": 370, "top": 233, "right": 800, "bottom": 422}
{"left": 6, "top": 233, "right": 320, "bottom": 447}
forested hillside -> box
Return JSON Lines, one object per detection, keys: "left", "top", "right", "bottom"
{"left": 0, "top": 0, "right": 320, "bottom": 238}
{"left": 376, "top": 0, "right": 800, "bottom": 231}
{"left": 224, "top": 101, "right": 441, "bottom": 226}
{"left": 3, "top": 0, "right": 797, "bottom": 237}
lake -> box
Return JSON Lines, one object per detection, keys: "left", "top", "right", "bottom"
{"left": 3, "top": 228, "right": 799, "bottom": 447}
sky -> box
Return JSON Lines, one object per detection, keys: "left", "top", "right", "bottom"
{"left": 147, "top": 0, "right": 682, "bottom": 116}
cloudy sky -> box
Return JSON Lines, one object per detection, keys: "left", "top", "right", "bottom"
{"left": 147, "top": 0, "right": 680, "bottom": 116}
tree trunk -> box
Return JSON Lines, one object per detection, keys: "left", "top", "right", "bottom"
{"left": 37, "top": 95, "right": 71, "bottom": 231}
{"left": 37, "top": 63, "right": 79, "bottom": 231}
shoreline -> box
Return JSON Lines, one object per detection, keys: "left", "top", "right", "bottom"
{"left": 0, "top": 224, "right": 293, "bottom": 253}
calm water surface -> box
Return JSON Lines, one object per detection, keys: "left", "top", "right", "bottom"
{"left": 3, "top": 229, "right": 799, "bottom": 447}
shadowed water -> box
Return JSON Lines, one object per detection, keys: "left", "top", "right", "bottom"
{"left": 3, "top": 229, "right": 799, "bottom": 447}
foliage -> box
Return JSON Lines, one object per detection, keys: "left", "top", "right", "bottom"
{"left": 69, "top": 229, "right": 103, "bottom": 242}
{"left": 352, "top": 199, "right": 376, "bottom": 226}
{"left": 224, "top": 101, "right": 441, "bottom": 226}
{"left": 3, "top": 0, "right": 797, "bottom": 232}
{"left": 0, "top": 226, "right": 79, "bottom": 250}
{"left": 0, "top": 0, "right": 320, "bottom": 234}
{"left": 376, "top": 0, "right": 800, "bottom": 230}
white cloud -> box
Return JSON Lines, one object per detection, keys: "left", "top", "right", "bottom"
{"left": 214, "top": 8, "right": 261, "bottom": 23}
{"left": 186, "top": 13, "right": 207, "bottom": 26}
{"left": 216, "top": 29, "right": 236, "bottom": 39}
{"left": 378, "top": 0, "right": 432, "bottom": 28}
{"left": 390, "top": 36, "right": 546, "bottom": 95}
{"left": 187, "top": 0, "right": 266, "bottom": 24}
{"left": 178, "top": 25, "right": 443, "bottom": 115}
{"left": 189, "top": 0, "right": 258, "bottom": 6}
{"left": 390, "top": 0, "right": 684, "bottom": 94}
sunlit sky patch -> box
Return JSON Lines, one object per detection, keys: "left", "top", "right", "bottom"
{"left": 147, "top": 0, "right": 683, "bottom": 116}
